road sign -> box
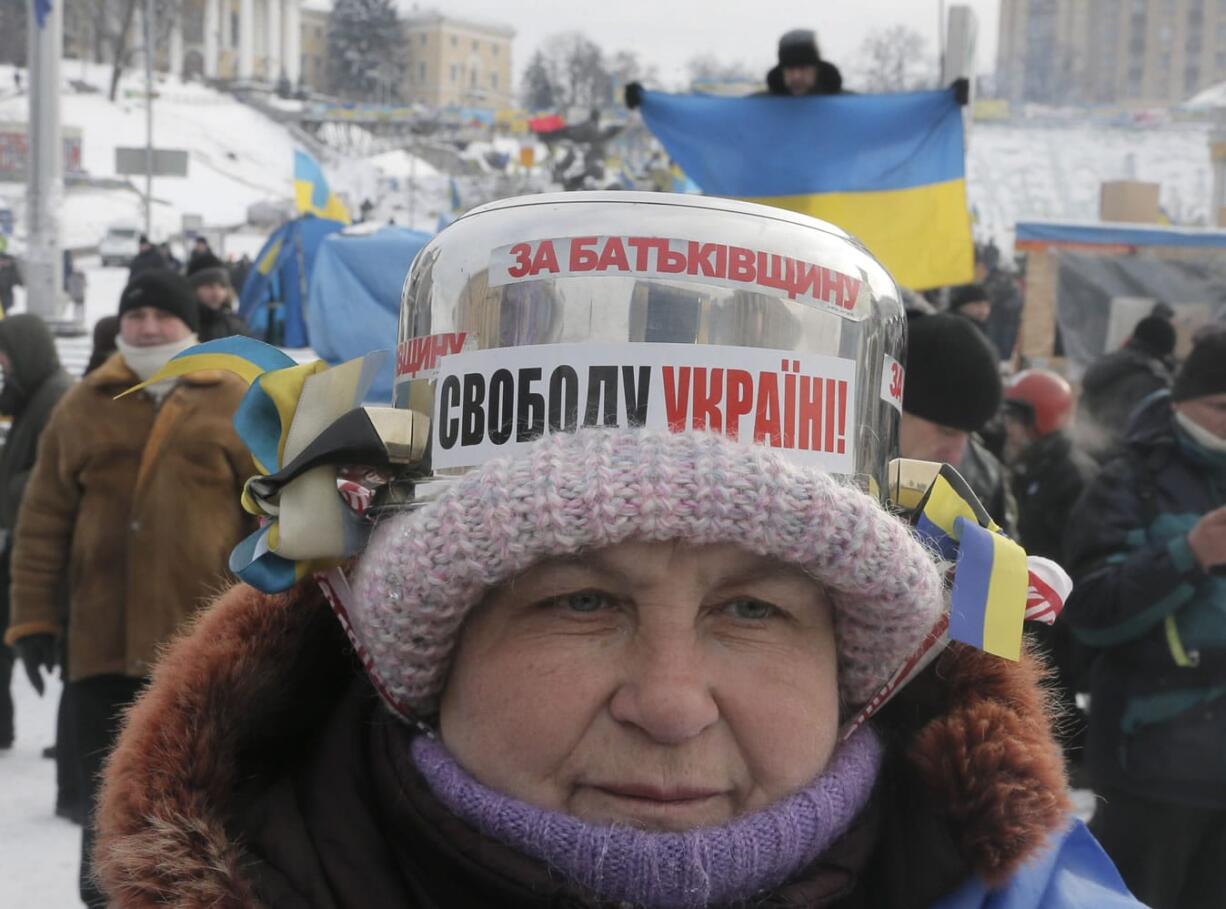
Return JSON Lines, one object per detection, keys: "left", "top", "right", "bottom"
{"left": 114, "top": 147, "right": 189, "bottom": 177}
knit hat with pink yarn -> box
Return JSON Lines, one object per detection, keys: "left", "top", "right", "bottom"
{"left": 350, "top": 428, "right": 947, "bottom": 717}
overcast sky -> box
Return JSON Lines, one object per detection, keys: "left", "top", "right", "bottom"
{"left": 396, "top": 0, "right": 1000, "bottom": 89}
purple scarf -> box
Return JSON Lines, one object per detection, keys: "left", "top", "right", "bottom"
{"left": 410, "top": 726, "right": 883, "bottom": 909}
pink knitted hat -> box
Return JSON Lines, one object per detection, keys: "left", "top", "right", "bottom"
{"left": 350, "top": 428, "right": 946, "bottom": 715}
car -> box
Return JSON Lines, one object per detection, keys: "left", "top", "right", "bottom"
{"left": 99, "top": 223, "right": 141, "bottom": 267}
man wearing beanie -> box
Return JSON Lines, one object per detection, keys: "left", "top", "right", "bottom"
{"left": 901, "top": 312, "right": 1017, "bottom": 533}
{"left": 1078, "top": 313, "right": 1176, "bottom": 462}
{"left": 3, "top": 270, "right": 254, "bottom": 907}
{"left": 1065, "top": 331, "right": 1226, "bottom": 908}
{"left": 186, "top": 251, "right": 251, "bottom": 342}
{"left": 760, "top": 28, "right": 844, "bottom": 97}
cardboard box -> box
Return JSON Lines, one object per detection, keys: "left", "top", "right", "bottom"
{"left": 1099, "top": 180, "right": 1161, "bottom": 223}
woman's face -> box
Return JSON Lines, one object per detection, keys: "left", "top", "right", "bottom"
{"left": 439, "top": 540, "right": 840, "bottom": 832}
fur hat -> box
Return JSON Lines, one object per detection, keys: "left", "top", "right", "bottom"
{"left": 350, "top": 429, "right": 947, "bottom": 718}
{"left": 904, "top": 312, "right": 1002, "bottom": 432}
{"left": 778, "top": 29, "right": 821, "bottom": 67}
{"left": 118, "top": 270, "right": 199, "bottom": 333}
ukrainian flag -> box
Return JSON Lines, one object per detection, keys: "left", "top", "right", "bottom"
{"left": 294, "top": 150, "right": 351, "bottom": 223}
{"left": 638, "top": 88, "right": 972, "bottom": 290}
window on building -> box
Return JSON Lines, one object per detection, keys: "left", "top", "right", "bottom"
{"left": 451, "top": 35, "right": 457, "bottom": 47}
{"left": 470, "top": 69, "right": 477, "bottom": 87}
{"left": 231, "top": 12, "right": 240, "bottom": 45}
{"left": 420, "top": 34, "right": 427, "bottom": 45}
{"left": 450, "top": 64, "right": 457, "bottom": 83}
{"left": 473, "top": 40, "right": 479, "bottom": 51}
{"left": 493, "top": 45, "right": 499, "bottom": 56}
{"left": 1218, "top": 50, "right": 1226, "bottom": 72}
{"left": 419, "top": 62, "right": 426, "bottom": 81}
{"left": 1187, "top": 67, "right": 1202, "bottom": 93}
{"left": 491, "top": 72, "right": 498, "bottom": 89}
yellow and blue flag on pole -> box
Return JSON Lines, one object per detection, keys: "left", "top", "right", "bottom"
{"left": 294, "top": 150, "right": 350, "bottom": 223}
{"left": 638, "top": 87, "right": 973, "bottom": 290}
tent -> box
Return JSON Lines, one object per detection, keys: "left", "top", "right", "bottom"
{"left": 238, "top": 215, "right": 346, "bottom": 347}
{"left": 307, "top": 226, "right": 433, "bottom": 401}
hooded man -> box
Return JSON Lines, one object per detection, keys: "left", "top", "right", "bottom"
{"left": 0, "top": 315, "right": 72, "bottom": 751}
{"left": 900, "top": 312, "right": 1017, "bottom": 534}
{"left": 1078, "top": 314, "right": 1177, "bottom": 461}
{"left": 186, "top": 251, "right": 251, "bottom": 342}
{"left": 0, "top": 235, "right": 21, "bottom": 315}
{"left": 762, "top": 28, "right": 844, "bottom": 96}
{"left": 1065, "top": 332, "right": 1226, "bottom": 908}
{"left": 3, "top": 270, "right": 254, "bottom": 907}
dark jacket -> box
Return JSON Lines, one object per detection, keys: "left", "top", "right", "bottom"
{"left": 1010, "top": 431, "right": 1096, "bottom": 562}
{"left": 1064, "top": 393, "right": 1226, "bottom": 807}
{"left": 94, "top": 580, "right": 1092, "bottom": 908}
{"left": 760, "top": 60, "right": 844, "bottom": 96}
{"left": 960, "top": 436, "right": 1018, "bottom": 537}
{"left": 198, "top": 303, "right": 253, "bottom": 343}
{"left": 1077, "top": 344, "right": 1172, "bottom": 461}
{"left": 0, "top": 315, "right": 72, "bottom": 629}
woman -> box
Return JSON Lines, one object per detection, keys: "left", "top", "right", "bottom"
{"left": 93, "top": 426, "right": 1139, "bottom": 908}
{"left": 94, "top": 192, "right": 1139, "bottom": 907}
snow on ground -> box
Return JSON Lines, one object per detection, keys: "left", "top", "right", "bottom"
{"left": 0, "top": 671, "right": 82, "bottom": 909}
{"left": 967, "top": 120, "right": 1214, "bottom": 257}
{"left": 0, "top": 61, "right": 306, "bottom": 248}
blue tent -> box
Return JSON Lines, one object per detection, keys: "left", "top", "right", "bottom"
{"left": 238, "top": 215, "right": 346, "bottom": 347}
{"left": 306, "top": 226, "right": 432, "bottom": 401}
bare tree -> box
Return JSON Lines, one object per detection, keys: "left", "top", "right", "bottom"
{"left": 520, "top": 32, "right": 646, "bottom": 113}
{"left": 855, "top": 26, "right": 933, "bottom": 93}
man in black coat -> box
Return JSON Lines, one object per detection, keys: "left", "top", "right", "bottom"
{"left": 1078, "top": 314, "right": 1176, "bottom": 461}
{"left": 0, "top": 315, "right": 73, "bottom": 753}
{"left": 900, "top": 312, "right": 1017, "bottom": 535}
{"left": 1064, "top": 332, "right": 1226, "bottom": 908}
{"left": 127, "top": 235, "right": 166, "bottom": 280}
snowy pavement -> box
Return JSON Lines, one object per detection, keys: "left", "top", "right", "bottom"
{"left": 0, "top": 671, "right": 82, "bottom": 908}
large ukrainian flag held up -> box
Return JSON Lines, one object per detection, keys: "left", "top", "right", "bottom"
{"left": 639, "top": 87, "right": 973, "bottom": 290}
{"left": 294, "top": 150, "right": 351, "bottom": 223}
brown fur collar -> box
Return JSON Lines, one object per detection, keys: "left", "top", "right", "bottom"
{"left": 95, "top": 581, "right": 1070, "bottom": 907}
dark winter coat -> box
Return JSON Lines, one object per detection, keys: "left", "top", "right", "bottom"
{"left": 1064, "top": 393, "right": 1226, "bottom": 808}
{"left": 1077, "top": 344, "right": 1172, "bottom": 461}
{"left": 2, "top": 353, "right": 255, "bottom": 681}
{"left": 0, "top": 251, "right": 21, "bottom": 300}
{"left": 198, "top": 303, "right": 253, "bottom": 343}
{"left": 0, "top": 315, "right": 72, "bottom": 636}
{"left": 959, "top": 436, "right": 1018, "bottom": 537}
{"left": 1010, "top": 431, "right": 1096, "bottom": 562}
{"left": 93, "top": 579, "right": 1099, "bottom": 908}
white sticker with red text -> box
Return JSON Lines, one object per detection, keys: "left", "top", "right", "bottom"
{"left": 396, "top": 331, "right": 478, "bottom": 383}
{"left": 488, "top": 236, "right": 869, "bottom": 320}
{"left": 880, "top": 354, "right": 905, "bottom": 415}
{"left": 431, "top": 342, "right": 857, "bottom": 473}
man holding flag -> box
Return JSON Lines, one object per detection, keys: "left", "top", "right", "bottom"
{"left": 625, "top": 39, "right": 973, "bottom": 292}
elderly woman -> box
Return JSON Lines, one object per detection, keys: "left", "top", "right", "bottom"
{"left": 94, "top": 426, "right": 1141, "bottom": 908}
{"left": 95, "top": 191, "right": 1140, "bottom": 907}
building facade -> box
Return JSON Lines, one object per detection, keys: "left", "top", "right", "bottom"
{"left": 997, "top": 0, "right": 1226, "bottom": 107}
{"left": 399, "top": 13, "right": 515, "bottom": 109}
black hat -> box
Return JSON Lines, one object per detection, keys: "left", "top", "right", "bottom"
{"left": 1173, "top": 332, "right": 1226, "bottom": 402}
{"left": 118, "top": 270, "right": 200, "bottom": 333}
{"left": 903, "top": 312, "right": 1002, "bottom": 432}
{"left": 1130, "top": 314, "right": 1176, "bottom": 358}
{"left": 948, "top": 283, "right": 990, "bottom": 311}
{"left": 778, "top": 29, "right": 821, "bottom": 67}
{"left": 186, "top": 251, "right": 232, "bottom": 290}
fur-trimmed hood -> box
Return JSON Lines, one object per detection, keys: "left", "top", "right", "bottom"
{"left": 96, "top": 581, "right": 1071, "bottom": 907}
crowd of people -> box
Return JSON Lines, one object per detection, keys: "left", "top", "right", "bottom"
{"left": 0, "top": 26, "right": 1221, "bottom": 909}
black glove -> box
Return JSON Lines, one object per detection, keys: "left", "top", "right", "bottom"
{"left": 624, "top": 81, "right": 644, "bottom": 110}
{"left": 951, "top": 77, "right": 970, "bottom": 107}
{"left": 15, "top": 633, "right": 56, "bottom": 696}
